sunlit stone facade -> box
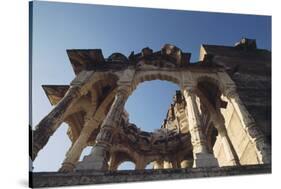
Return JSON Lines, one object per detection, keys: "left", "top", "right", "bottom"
{"left": 31, "top": 38, "right": 271, "bottom": 185}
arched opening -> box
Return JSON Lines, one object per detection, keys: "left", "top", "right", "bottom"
{"left": 145, "top": 162, "right": 154, "bottom": 170}
{"left": 125, "top": 80, "right": 180, "bottom": 132}
{"left": 180, "top": 154, "right": 194, "bottom": 168}
{"left": 90, "top": 74, "right": 118, "bottom": 105}
{"left": 117, "top": 161, "right": 135, "bottom": 170}
{"left": 163, "top": 161, "right": 173, "bottom": 169}
{"left": 33, "top": 123, "right": 72, "bottom": 172}
{"left": 196, "top": 78, "right": 241, "bottom": 166}
{"left": 197, "top": 79, "right": 222, "bottom": 111}
{"left": 196, "top": 79, "right": 224, "bottom": 155}
{"left": 111, "top": 150, "right": 136, "bottom": 171}
{"left": 79, "top": 146, "right": 92, "bottom": 161}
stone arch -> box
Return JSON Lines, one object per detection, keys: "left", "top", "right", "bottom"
{"left": 196, "top": 75, "right": 227, "bottom": 115}
{"left": 195, "top": 77, "right": 241, "bottom": 166}
{"left": 110, "top": 148, "right": 137, "bottom": 170}
{"left": 109, "top": 144, "right": 138, "bottom": 170}
{"left": 34, "top": 41, "right": 272, "bottom": 174}
{"left": 180, "top": 153, "right": 194, "bottom": 168}
{"left": 89, "top": 73, "right": 118, "bottom": 101}
{"left": 131, "top": 70, "right": 181, "bottom": 92}
{"left": 144, "top": 161, "right": 155, "bottom": 169}
{"left": 117, "top": 161, "right": 136, "bottom": 170}
{"left": 195, "top": 75, "right": 224, "bottom": 94}
{"left": 64, "top": 72, "right": 119, "bottom": 117}
{"left": 87, "top": 72, "right": 119, "bottom": 91}
{"left": 123, "top": 72, "right": 181, "bottom": 135}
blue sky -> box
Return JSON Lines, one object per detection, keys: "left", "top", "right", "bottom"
{"left": 31, "top": 1, "right": 271, "bottom": 171}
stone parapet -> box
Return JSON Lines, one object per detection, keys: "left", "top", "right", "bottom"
{"left": 31, "top": 164, "right": 271, "bottom": 188}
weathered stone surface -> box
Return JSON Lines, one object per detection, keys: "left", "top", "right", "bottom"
{"left": 32, "top": 39, "right": 271, "bottom": 187}
{"left": 31, "top": 164, "right": 271, "bottom": 188}
{"left": 32, "top": 86, "right": 81, "bottom": 160}
{"left": 42, "top": 85, "right": 69, "bottom": 105}
{"left": 67, "top": 49, "right": 105, "bottom": 75}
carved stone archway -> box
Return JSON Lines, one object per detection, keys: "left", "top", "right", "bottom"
{"left": 32, "top": 43, "right": 271, "bottom": 173}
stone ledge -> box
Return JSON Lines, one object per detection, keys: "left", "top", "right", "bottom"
{"left": 30, "top": 164, "right": 271, "bottom": 188}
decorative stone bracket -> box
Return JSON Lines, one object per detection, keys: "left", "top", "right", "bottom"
{"left": 32, "top": 71, "right": 96, "bottom": 161}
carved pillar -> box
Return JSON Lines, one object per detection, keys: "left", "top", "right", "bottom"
{"left": 75, "top": 126, "right": 113, "bottom": 171}
{"left": 212, "top": 117, "right": 239, "bottom": 166}
{"left": 58, "top": 117, "right": 100, "bottom": 172}
{"left": 224, "top": 87, "right": 271, "bottom": 164}
{"left": 75, "top": 85, "right": 131, "bottom": 171}
{"left": 135, "top": 156, "right": 146, "bottom": 170}
{"left": 32, "top": 86, "right": 81, "bottom": 161}
{"left": 182, "top": 86, "right": 218, "bottom": 167}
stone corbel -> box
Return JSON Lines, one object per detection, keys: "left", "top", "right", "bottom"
{"left": 32, "top": 86, "right": 81, "bottom": 161}
{"left": 32, "top": 71, "right": 96, "bottom": 161}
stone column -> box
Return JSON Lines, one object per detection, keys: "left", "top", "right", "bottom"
{"left": 32, "top": 86, "right": 81, "bottom": 161}
{"left": 224, "top": 87, "right": 271, "bottom": 164}
{"left": 135, "top": 157, "right": 146, "bottom": 170}
{"left": 182, "top": 86, "right": 218, "bottom": 167}
{"left": 212, "top": 117, "right": 238, "bottom": 166}
{"left": 58, "top": 117, "right": 100, "bottom": 172}
{"left": 75, "top": 85, "right": 131, "bottom": 171}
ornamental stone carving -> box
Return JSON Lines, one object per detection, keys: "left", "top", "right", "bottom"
{"left": 33, "top": 40, "right": 271, "bottom": 177}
